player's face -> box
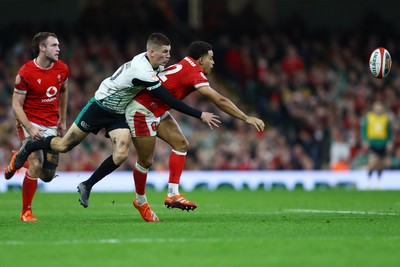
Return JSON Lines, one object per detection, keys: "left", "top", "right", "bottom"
{"left": 42, "top": 36, "right": 60, "bottom": 62}
{"left": 151, "top": 45, "right": 171, "bottom": 68}
{"left": 201, "top": 50, "right": 214, "bottom": 75}
{"left": 373, "top": 102, "right": 384, "bottom": 114}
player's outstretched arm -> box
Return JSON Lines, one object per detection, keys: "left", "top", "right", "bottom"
{"left": 197, "top": 86, "right": 265, "bottom": 132}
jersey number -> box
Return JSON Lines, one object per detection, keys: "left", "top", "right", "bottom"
{"left": 110, "top": 62, "right": 131, "bottom": 81}
{"left": 158, "top": 64, "right": 183, "bottom": 82}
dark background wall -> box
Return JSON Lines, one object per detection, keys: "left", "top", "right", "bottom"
{"left": 0, "top": 0, "right": 399, "bottom": 33}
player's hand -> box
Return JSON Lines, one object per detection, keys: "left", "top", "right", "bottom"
{"left": 27, "top": 124, "right": 45, "bottom": 140}
{"left": 245, "top": 117, "right": 265, "bottom": 132}
{"left": 57, "top": 120, "right": 67, "bottom": 137}
{"left": 200, "top": 112, "right": 221, "bottom": 130}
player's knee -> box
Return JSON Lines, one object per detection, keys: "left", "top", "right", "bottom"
{"left": 40, "top": 169, "right": 56, "bottom": 183}
{"left": 173, "top": 138, "right": 189, "bottom": 152}
{"left": 113, "top": 142, "right": 130, "bottom": 165}
{"left": 62, "top": 142, "right": 77, "bottom": 152}
{"left": 138, "top": 159, "right": 153, "bottom": 169}
{"left": 29, "top": 159, "right": 42, "bottom": 171}
{"left": 113, "top": 150, "right": 128, "bottom": 165}
{"left": 182, "top": 139, "right": 189, "bottom": 151}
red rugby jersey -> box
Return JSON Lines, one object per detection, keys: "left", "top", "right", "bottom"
{"left": 134, "top": 56, "right": 209, "bottom": 117}
{"left": 14, "top": 59, "right": 69, "bottom": 126}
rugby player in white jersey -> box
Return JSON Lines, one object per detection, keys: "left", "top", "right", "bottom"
{"left": 75, "top": 41, "right": 265, "bottom": 222}
{"left": 6, "top": 33, "right": 220, "bottom": 222}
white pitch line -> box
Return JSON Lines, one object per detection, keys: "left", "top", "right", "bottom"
{"left": 2, "top": 238, "right": 221, "bottom": 246}
{"left": 283, "top": 209, "right": 400, "bottom": 216}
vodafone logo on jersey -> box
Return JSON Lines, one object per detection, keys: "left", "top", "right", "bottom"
{"left": 46, "top": 86, "right": 58, "bottom": 97}
{"left": 42, "top": 86, "right": 58, "bottom": 103}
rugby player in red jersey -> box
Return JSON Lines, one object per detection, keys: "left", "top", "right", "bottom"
{"left": 4, "top": 32, "right": 69, "bottom": 222}
{"left": 123, "top": 41, "right": 265, "bottom": 220}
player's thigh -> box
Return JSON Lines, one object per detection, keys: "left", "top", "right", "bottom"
{"left": 157, "top": 115, "right": 188, "bottom": 151}
{"left": 132, "top": 136, "right": 157, "bottom": 166}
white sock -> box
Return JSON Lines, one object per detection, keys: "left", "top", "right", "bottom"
{"left": 167, "top": 183, "right": 179, "bottom": 197}
{"left": 136, "top": 194, "right": 147, "bottom": 205}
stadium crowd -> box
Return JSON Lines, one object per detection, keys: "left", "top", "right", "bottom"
{"left": 1, "top": 1, "right": 400, "bottom": 172}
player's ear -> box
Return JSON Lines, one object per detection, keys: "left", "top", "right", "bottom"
{"left": 39, "top": 43, "right": 46, "bottom": 52}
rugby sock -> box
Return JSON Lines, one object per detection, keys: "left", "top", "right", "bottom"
{"left": 368, "top": 169, "right": 373, "bottom": 178}
{"left": 133, "top": 162, "right": 149, "bottom": 196}
{"left": 83, "top": 155, "right": 119, "bottom": 188}
{"left": 135, "top": 194, "right": 148, "bottom": 206}
{"left": 25, "top": 136, "right": 54, "bottom": 153}
{"left": 168, "top": 183, "right": 179, "bottom": 197}
{"left": 377, "top": 169, "right": 383, "bottom": 180}
{"left": 22, "top": 172, "right": 38, "bottom": 213}
{"left": 167, "top": 150, "right": 186, "bottom": 197}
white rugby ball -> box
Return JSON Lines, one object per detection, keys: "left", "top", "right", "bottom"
{"left": 369, "top": 47, "right": 392, "bottom": 78}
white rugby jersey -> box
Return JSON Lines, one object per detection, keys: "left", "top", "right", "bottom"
{"left": 95, "top": 52, "right": 163, "bottom": 114}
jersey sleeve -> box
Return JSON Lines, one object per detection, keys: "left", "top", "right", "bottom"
{"left": 133, "top": 69, "right": 161, "bottom": 91}
{"left": 190, "top": 71, "right": 209, "bottom": 89}
{"left": 60, "top": 60, "right": 69, "bottom": 84}
{"left": 14, "top": 67, "right": 28, "bottom": 95}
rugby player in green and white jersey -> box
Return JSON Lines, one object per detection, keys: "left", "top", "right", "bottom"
{"left": 6, "top": 33, "right": 220, "bottom": 218}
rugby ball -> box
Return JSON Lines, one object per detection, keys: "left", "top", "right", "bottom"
{"left": 369, "top": 47, "right": 391, "bottom": 78}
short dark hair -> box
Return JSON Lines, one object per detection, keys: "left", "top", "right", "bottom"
{"left": 147, "top": 32, "right": 171, "bottom": 50}
{"left": 187, "top": 41, "right": 213, "bottom": 60}
{"left": 31, "top": 32, "right": 57, "bottom": 56}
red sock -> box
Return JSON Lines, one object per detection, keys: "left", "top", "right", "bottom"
{"left": 168, "top": 150, "right": 186, "bottom": 184}
{"left": 22, "top": 172, "right": 38, "bottom": 213}
{"left": 133, "top": 162, "right": 148, "bottom": 195}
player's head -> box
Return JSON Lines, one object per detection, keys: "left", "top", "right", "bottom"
{"left": 146, "top": 32, "right": 171, "bottom": 68}
{"left": 372, "top": 101, "right": 385, "bottom": 115}
{"left": 187, "top": 41, "right": 214, "bottom": 75}
{"left": 32, "top": 32, "right": 60, "bottom": 62}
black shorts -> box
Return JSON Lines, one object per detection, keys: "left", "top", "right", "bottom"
{"left": 74, "top": 97, "right": 129, "bottom": 137}
{"left": 369, "top": 146, "right": 386, "bottom": 157}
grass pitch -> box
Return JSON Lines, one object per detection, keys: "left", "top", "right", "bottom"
{"left": 0, "top": 189, "right": 399, "bottom": 267}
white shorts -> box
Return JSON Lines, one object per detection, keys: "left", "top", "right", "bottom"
{"left": 17, "top": 121, "right": 57, "bottom": 141}
{"left": 125, "top": 100, "right": 169, "bottom": 137}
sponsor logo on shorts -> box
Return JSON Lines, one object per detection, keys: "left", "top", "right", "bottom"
{"left": 80, "top": 121, "right": 90, "bottom": 130}
{"left": 151, "top": 122, "right": 157, "bottom": 131}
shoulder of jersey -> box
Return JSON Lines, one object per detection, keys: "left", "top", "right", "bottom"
{"left": 19, "top": 60, "right": 34, "bottom": 74}
{"left": 131, "top": 52, "right": 152, "bottom": 70}
{"left": 55, "top": 59, "right": 69, "bottom": 70}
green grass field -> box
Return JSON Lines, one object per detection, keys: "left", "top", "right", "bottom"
{"left": 1, "top": 189, "right": 399, "bottom": 267}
